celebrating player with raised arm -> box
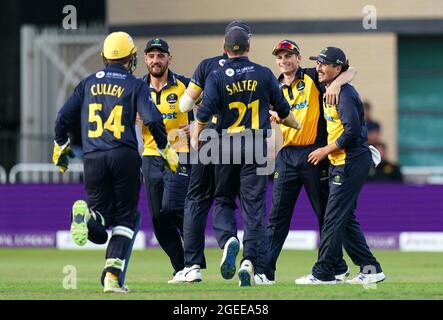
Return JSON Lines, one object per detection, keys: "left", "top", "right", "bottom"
{"left": 170, "top": 21, "right": 267, "bottom": 284}
{"left": 295, "top": 47, "right": 385, "bottom": 285}
{"left": 265, "top": 39, "right": 357, "bottom": 283}
{"left": 194, "top": 27, "right": 299, "bottom": 286}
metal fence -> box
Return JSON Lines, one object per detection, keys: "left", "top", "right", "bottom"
{"left": 20, "top": 25, "right": 105, "bottom": 164}
{"left": 0, "top": 163, "right": 443, "bottom": 184}
{"left": 8, "top": 163, "right": 84, "bottom": 184}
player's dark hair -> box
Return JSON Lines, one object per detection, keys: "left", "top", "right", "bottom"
{"left": 334, "top": 59, "right": 350, "bottom": 73}
{"left": 224, "top": 44, "right": 250, "bottom": 56}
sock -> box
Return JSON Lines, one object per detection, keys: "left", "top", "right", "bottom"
{"left": 106, "top": 272, "right": 118, "bottom": 280}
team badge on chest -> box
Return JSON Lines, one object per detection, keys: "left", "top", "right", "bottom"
{"left": 166, "top": 93, "right": 178, "bottom": 104}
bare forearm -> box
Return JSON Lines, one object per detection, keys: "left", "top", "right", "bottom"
{"left": 307, "top": 141, "right": 341, "bottom": 165}
{"left": 191, "top": 121, "right": 207, "bottom": 150}
{"left": 325, "top": 141, "right": 341, "bottom": 155}
{"left": 281, "top": 112, "right": 301, "bottom": 130}
{"left": 325, "top": 67, "right": 357, "bottom": 105}
{"left": 333, "top": 67, "right": 356, "bottom": 86}
{"left": 194, "top": 122, "right": 206, "bottom": 141}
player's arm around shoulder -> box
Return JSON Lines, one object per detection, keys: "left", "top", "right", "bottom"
{"left": 324, "top": 66, "right": 357, "bottom": 105}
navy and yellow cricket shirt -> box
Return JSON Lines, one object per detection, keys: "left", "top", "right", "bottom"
{"left": 196, "top": 56, "right": 290, "bottom": 133}
{"left": 323, "top": 83, "right": 368, "bottom": 165}
{"left": 55, "top": 64, "right": 166, "bottom": 153}
{"left": 141, "top": 70, "right": 194, "bottom": 156}
{"left": 190, "top": 54, "right": 228, "bottom": 94}
{"left": 189, "top": 54, "right": 228, "bottom": 127}
{"left": 278, "top": 67, "right": 327, "bottom": 148}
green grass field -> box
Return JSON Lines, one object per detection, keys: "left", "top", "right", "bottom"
{"left": 1, "top": 248, "right": 442, "bottom": 300}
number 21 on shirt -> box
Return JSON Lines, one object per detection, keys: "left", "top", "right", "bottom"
{"left": 227, "top": 99, "right": 259, "bottom": 133}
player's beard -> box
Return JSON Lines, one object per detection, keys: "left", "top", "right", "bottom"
{"left": 148, "top": 63, "right": 168, "bottom": 78}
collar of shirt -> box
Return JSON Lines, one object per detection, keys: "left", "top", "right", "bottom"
{"left": 278, "top": 67, "right": 304, "bottom": 88}
{"left": 105, "top": 63, "right": 128, "bottom": 72}
{"left": 226, "top": 56, "right": 249, "bottom": 63}
{"left": 143, "top": 69, "right": 178, "bottom": 91}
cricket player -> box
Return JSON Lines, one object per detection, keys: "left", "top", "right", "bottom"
{"left": 295, "top": 47, "right": 385, "bottom": 285}
{"left": 193, "top": 27, "right": 300, "bottom": 286}
{"left": 53, "top": 32, "right": 179, "bottom": 293}
{"left": 139, "top": 38, "right": 193, "bottom": 277}
{"left": 265, "top": 39, "right": 356, "bottom": 283}
{"left": 170, "top": 21, "right": 257, "bottom": 284}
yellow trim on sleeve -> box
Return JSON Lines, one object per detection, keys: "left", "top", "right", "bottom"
{"left": 196, "top": 119, "right": 208, "bottom": 125}
{"left": 189, "top": 82, "right": 203, "bottom": 93}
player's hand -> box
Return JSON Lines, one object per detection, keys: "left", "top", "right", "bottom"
{"left": 308, "top": 147, "right": 328, "bottom": 165}
{"left": 324, "top": 82, "right": 342, "bottom": 106}
{"left": 158, "top": 143, "right": 179, "bottom": 173}
{"left": 269, "top": 110, "right": 282, "bottom": 124}
{"left": 52, "top": 139, "right": 75, "bottom": 173}
{"left": 179, "top": 123, "right": 190, "bottom": 138}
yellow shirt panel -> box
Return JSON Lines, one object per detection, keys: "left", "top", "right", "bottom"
{"left": 323, "top": 102, "right": 346, "bottom": 165}
{"left": 280, "top": 75, "right": 321, "bottom": 147}
{"left": 142, "top": 79, "right": 191, "bottom": 156}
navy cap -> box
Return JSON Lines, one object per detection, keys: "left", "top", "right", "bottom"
{"left": 145, "top": 38, "right": 170, "bottom": 54}
{"left": 309, "top": 47, "right": 348, "bottom": 66}
{"left": 224, "top": 27, "right": 250, "bottom": 53}
{"left": 225, "top": 20, "right": 252, "bottom": 37}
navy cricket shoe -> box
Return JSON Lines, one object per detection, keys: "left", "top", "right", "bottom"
{"left": 220, "top": 237, "right": 240, "bottom": 280}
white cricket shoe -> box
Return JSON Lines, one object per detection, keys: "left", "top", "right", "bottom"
{"left": 238, "top": 259, "right": 255, "bottom": 287}
{"left": 254, "top": 273, "right": 275, "bottom": 285}
{"left": 346, "top": 272, "right": 386, "bottom": 285}
{"left": 167, "top": 265, "right": 202, "bottom": 283}
{"left": 220, "top": 237, "right": 240, "bottom": 280}
{"left": 295, "top": 274, "right": 338, "bottom": 285}
{"left": 335, "top": 268, "right": 351, "bottom": 282}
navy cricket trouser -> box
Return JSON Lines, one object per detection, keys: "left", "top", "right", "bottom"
{"left": 312, "top": 150, "right": 383, "bottom": 281}
{"left": 183, "top": 161, "right": 237, "bottom": 269}
{"left": 83, "top": 146, "right": 141, "bottom": 279}
{"left": 266, "top": 146, "right": 348, "bottom": 280}
{"left": 213, "top": 162, "right": 268, "bottom": 270}
{"left": 142, "top": 155, "right": 190, "bottom": 273}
